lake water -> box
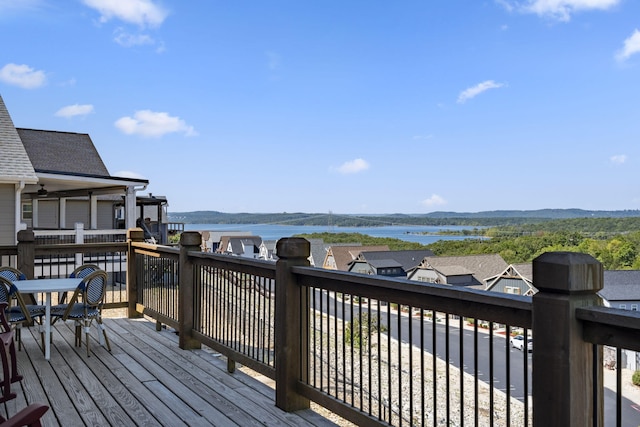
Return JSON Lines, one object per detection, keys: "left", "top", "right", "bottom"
{"left": 183, "top": 223, "right": 481, "bottom": 245}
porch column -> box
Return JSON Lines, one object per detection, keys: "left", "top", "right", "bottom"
{"left": 533, "top": 252, "right": 603, "bottom": 427}
{"left": 32, "top": 200, "right": 38, "bottom": 228}
{"left": 89, "top": 193, "right": 98, "bottom": 229}
{"left": 125, "top": 186, "right": 137, "bottom": 229}
{"left": 59, "top": 198, "right": 66, "bottom": 229}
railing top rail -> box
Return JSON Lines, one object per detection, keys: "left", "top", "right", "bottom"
{"left": 188, "top": 250, "right": 276, "bottom": 276}
{"left": 577, "top": 305, "right": 640, "bottom": 352}
{"left": 33, "top": 229, "right": 126, "bottom": 236}
{"left": 131, "top": 241, "right": 180, "bottom": 257}
{"left": 0, "top": 246, "right": 17, "bottom": 256}
{"left": 35, "top": 242, "right": 128, "bottom": 254}
{"left": 292, "top": 265, "right": 533, "bottom": 328}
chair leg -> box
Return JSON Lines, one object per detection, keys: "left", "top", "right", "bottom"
{"left": 15, "top": 327, "right": 21, "bottom": 352}
{"left": 98, "top": 319, "right": 111, "bottom": 352}
{"left": 9, "top": 339, "right": 22, "bottom": 384}
{"left": 0, "top": 333, "right": 17, "bottom": 403}
{"left": 84, "top": 322, "right": 91, "bottom": 357}
{"left": 74, "top": 322, "right": 82, "bottom": 348}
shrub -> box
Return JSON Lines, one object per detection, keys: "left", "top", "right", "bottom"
{"left": 632, "top": 370, "right": 640, "bottom": 387}
{"left": 345, "top": 312, "right": 387, "bottom": 350}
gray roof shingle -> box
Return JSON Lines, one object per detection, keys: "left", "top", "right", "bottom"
{"left": 16, "top": 128, "right": 110, "bottom": 177}
{"left": 600, "top": 270, "right": 640, "bottom": 301}
{"left": 0, "top": 95, "right": 37, "bottom": 182}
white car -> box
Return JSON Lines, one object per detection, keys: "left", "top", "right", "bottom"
{"left": 510, "top": 334, "right": 533, "bottom": 352}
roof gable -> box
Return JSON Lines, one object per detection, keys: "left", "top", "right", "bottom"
{"left": 324, "top": 245, "right": 390, "bottom": 271}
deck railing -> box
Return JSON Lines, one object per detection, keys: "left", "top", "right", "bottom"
{"left": 8, "top": 229, "right": 640, "bottom": 426}
{"left": 126, "top": 231, "right": 637, "bottom": 427}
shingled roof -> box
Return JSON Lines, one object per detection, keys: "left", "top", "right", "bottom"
{"left": 411, "top": 254, "right": 509, "bottom": 287}
{"left": 323, "top": 245, "right": 390, "bottom": 271}
{"left": 351, "top": 250, "right": 435, "bottom": 272}
{"left": 600, "top": 270, "right": 640, "bottom": 302}
{"left": 0, "top": 95, "right": 37, "bottom": 182}
{"left": 17, "top": 128, "right": 110, "bottom": 177}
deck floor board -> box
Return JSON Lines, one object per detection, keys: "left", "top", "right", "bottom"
{"left": 0, "top": 316, "right": 339, "bottom": 427}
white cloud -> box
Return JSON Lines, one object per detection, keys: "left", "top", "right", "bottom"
{"left": 337, "top": 158, "right": 370, "bottom": 174}
{"left": 55, "top": 104, "right": 94, "bottom": 118}
{"left": 114, "top": 110, "right": 197, "bottom": 138}
{"left": 610, "top": 154, "right": 627, "bottom": 164}
{"left": 457, "top": 80, "right": 505, "bottom": 103}
{"left": 0, "top": 63, "right": 46, "bottom": 89}
{"left": 114, "top": 28, "right": 155, "bottom": 47}
{"left": 113, "top": 170, "right": 147, "bottom": 180}
{"left": 616, "top": 29, "right": 640, "bottom": 62}
{"left": 500, "top": 0, "right": 620, "bottom": 22}
{"left": 412, "top": 134, "right": 434, "bottom": 141}
{"left": 421, "top": 194, "right": 447, "bottom": 208}
{"left": 82, "top": 0, "right": 168, "bottom": 27}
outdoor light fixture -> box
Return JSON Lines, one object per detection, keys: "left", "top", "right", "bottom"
{"left": 37, "top": 184, "right": 48, "bottom": 197}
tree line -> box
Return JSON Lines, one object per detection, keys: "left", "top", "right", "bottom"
{"left": 299, "top": 227, "right": 640, "bottom": 270}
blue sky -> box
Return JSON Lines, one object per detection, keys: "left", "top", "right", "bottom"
{"left": 1, "top": 0, "right": 640, "bottom": 214}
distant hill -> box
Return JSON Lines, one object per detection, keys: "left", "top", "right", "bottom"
{"left": 421, "top": 209, "right": 640, "bottom": 219}
{"left": 167, "top": 209, "right": 640, "bottom": 227}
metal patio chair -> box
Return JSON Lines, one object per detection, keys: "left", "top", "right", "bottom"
{"left": 57, "top": 264, "right": 100, "bottom": 305}
{"left": 0, "top": 277, "right": 43, "bottom": 351}
{"left": 51, "top": 270, "right": 111, "bottom": 357}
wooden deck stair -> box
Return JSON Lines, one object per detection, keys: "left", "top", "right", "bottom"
{"left": 2, "top": 317, "right": 339, "bottom": 426}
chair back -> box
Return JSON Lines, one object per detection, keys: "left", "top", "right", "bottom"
{"left": 0, "top": 302, "right": 8, "bottom": 332}
{"left": 0, "top": 277, "right": 33, "bottom": 324}
{"left": 0, "top": 277, "right": 15, "bottom": 305}
{"left": 0, "top": 267, "right": 26, "bottom": 282}
{"left": 81, "top": 271, "right": 107, "bottom": 307}
{"left": 70, "top": 264, "right": 100, "bottom": 279}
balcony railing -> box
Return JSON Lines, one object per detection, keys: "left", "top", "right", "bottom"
{"left": 8, "top": 229, "right": 640, "bottom": 426}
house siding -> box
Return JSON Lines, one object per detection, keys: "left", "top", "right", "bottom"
{"left": 38, "top": 200, "right": 59, "bottom": 229}
{"left": 66, "top": 200, "right": 90, "bottom": 229}
{"left": 0, "top": 184, "right": 15, "bottom": 244}
{"left": 489, "top": 277, "right": 527, "bottom": 295}
{"left": 98, "top": 200, "right": 114, "bottom": 229}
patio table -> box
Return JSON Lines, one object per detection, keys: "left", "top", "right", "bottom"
{"left": 13, "top": 278, "right": 81, "bottom": 360}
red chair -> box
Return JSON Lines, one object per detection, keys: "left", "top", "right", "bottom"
{"left": 0, "top": 403, "right": 49, "bottom": 427}
{"left": 0, "top": 302, "right": 21, "bottom": 403}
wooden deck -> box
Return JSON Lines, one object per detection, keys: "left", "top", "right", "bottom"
{"left": 2, "top": 316, "right": 340, "bottom": 427}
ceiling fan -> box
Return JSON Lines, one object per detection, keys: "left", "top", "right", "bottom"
{"left": 37, "top": 184, "right": 48, "bottom": 197}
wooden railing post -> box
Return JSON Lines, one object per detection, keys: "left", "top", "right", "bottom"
{"left": 17, "top": 229, "right": 35, "bottom": 279}
{"left": 127, "top": 228, "right": 145, "bottom": 318}
{"left": 178, "top": 231, "right": 201, "bottom": 350}
{"left": 533, "top": 252, "right": 603, "bottom": 427}
{"left": 275, "top": 237, "right": 310, "bottom": 412}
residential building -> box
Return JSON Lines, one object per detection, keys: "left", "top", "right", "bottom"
{"left": 322, "top": 245, "right": 390, "bottom": 271}
{"left": 485, "top": 263, "right": 536, "bottom": 296}
{"left": 407, "top": 254, "right": 508, "bottom": 289}
{"left": 347, "top": 249, "right": 434, "bottom": 278}
{"left": 0, "top": 95, "right": 150, "bottom": 245}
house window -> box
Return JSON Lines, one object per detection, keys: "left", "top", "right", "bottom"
{"left": 505, "top": 286, "right": 521, "bottom": 295}
{"left": 632, "top": 304, "right": 638, "bottom": 311}
{"left": 619, "top": 304, "right": 627, "bottom": 310}
{"left": 22, "top": 202, "right": 32, "bottom": 220}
